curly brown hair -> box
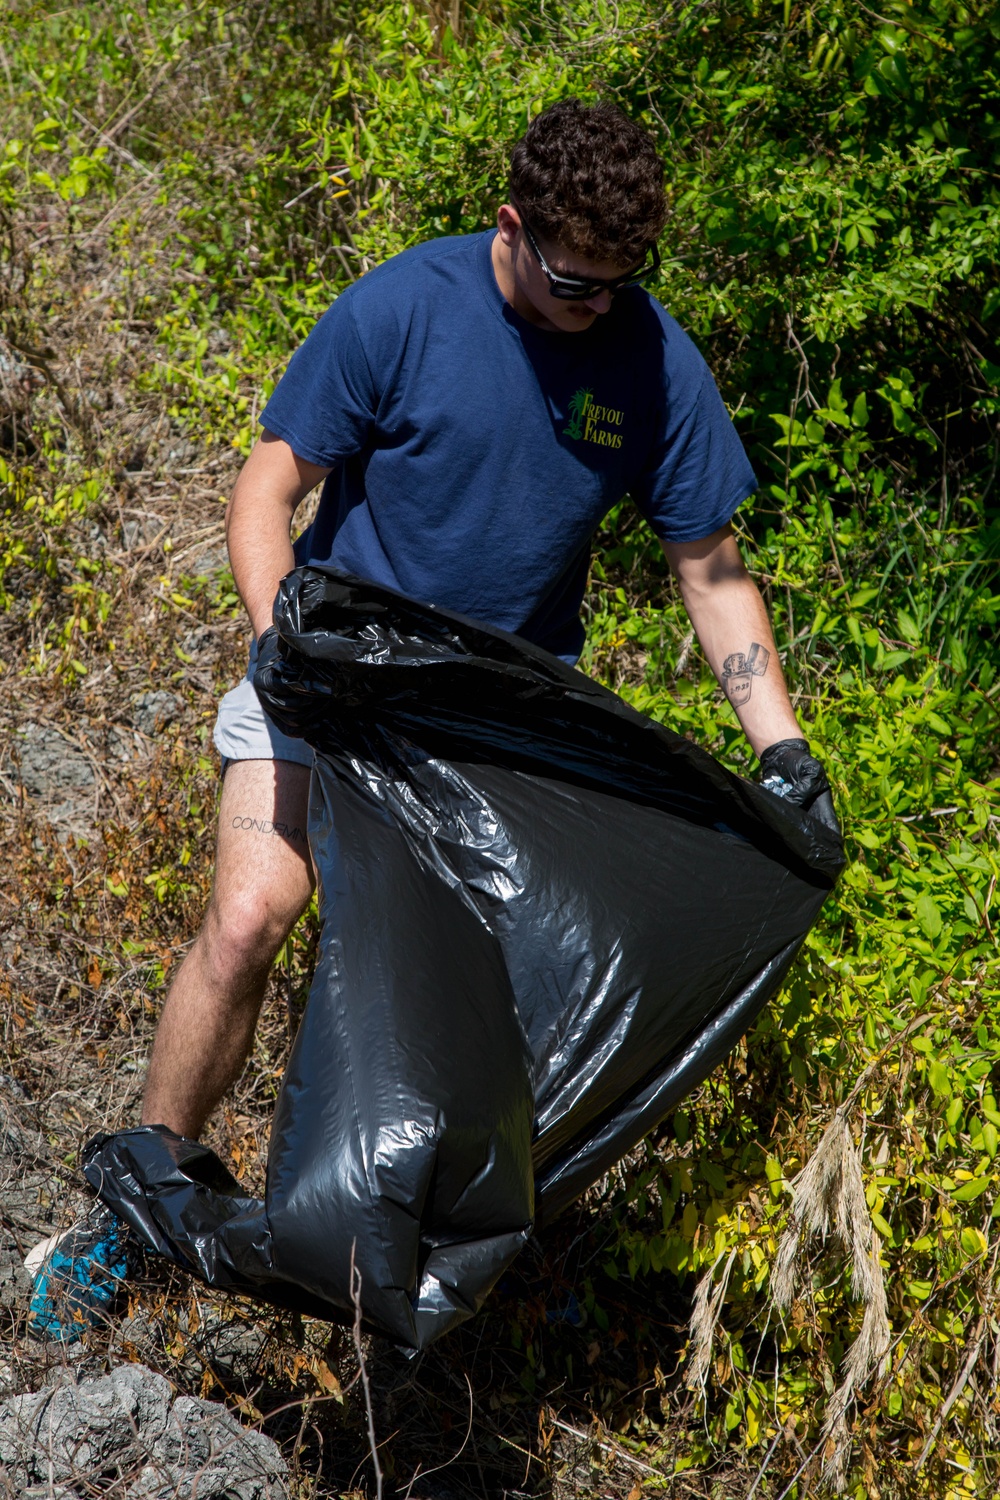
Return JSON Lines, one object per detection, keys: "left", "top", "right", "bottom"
{"left": 508, "top": 99, "right": 667, "bottom": 269}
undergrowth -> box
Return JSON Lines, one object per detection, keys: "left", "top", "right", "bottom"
{"left": 0, "top": 0, "right": 998, "bottom": 1496}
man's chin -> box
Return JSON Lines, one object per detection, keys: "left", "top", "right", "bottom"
{"left": 558, "top": 308, "right": 598, "bottom": 332}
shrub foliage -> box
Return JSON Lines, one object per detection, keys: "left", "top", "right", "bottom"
{"left": 1, "top": 0, "right": 998, "bottom": 1495}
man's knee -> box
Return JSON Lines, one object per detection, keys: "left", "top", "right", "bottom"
{"left": 200, "top": 883, "right": 307, "bottom": 981}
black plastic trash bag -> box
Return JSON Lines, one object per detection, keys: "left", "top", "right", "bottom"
{"left": 85, "top": 568, "right": 843, "bottom": 1349}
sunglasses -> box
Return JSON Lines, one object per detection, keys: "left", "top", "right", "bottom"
{"left": 519, "top": 215, "right": 660, "bottom": 301}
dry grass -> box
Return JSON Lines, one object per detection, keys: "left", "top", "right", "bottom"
{"left": 769, "top": 1110, "right": 891, "bottom": 1493}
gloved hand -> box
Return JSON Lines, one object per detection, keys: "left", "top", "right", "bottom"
{"left": 758, "top": 738, "right": 840, "bottom": 834}
{"left": 254, "top": 624, "right": 279, "bottom": 667}
{"left": 252, "top": 624, "right": 316, "bottom": 741}
{"left": 252, "top": 625, "right": 282, "bottom": 701}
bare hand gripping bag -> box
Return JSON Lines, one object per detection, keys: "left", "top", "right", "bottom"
{"left": 84, "top": 567, "right": 844, "bottom": 1350}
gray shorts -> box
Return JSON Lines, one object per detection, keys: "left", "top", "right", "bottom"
{"left": 212, "top": 637, "right": 314, "bottom": 769}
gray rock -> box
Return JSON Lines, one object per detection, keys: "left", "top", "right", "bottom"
{"left": 13, "top": 727, "right": 95, "bottom": 801}
{"left": 132, "top": 692, "right": 180, "bottom": 735}
{"left": 122, "top": 514, "right": 166, "bottom": 549}
{"left": 106, "top": 724, "right": 145, "bottom": 763}
{"left": 0, "top": 1364, "right": 170, "bottom": 1480}
{"left": 0, "top": 1240, "right": 30, "bottom": 1317}
{"left": 0, "top": 1364, "right": 288, "bottom": 1498}
{"left": 180, "top": 625, "right": 214, "bottom": 657}
{"left": 75, "top": 519, "right": 109, "bottom": 555}
{"left": 188, "top": 539, "right": 229, "bottom": 576}
{"left": 130, "top": 1391, "right": 287, "bottom": 1499}
{"left": 166, "top": 440, "right": 200, "bottom": 466}
{"left": 0, "top": 347, "right": 28, "bottom": 381}
{"left": 183, "top": 1309, "right": 269, "bottom": 1386}
{"left": 179, "top": 624, "right": 227, "bottom": 668}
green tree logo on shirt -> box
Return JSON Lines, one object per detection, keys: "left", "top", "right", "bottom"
{"left": 563, "top": 386, "right": 625, "bottom": 449}
{"left": 563, "top": 387, "right": 593, "bottom": 440}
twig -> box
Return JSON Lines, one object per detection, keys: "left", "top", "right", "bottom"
{"left": 916, "top": 1234, "right": 999, "bottom": 1470}
{"left": 744, "top": 1424, "right": 785, "bottom": 1499}
{"left": 350, "top": 1241, "right": 383, "bottom": 1500}
{"left": 283, "top": 180, "right": 325, "bottom": 210}
{"left": 403, "top": 1372, "right": 474, "bottom": 1497}
{"left": 4, "top": 333, "right": 93, "bottom": 435}
{"left": 546, "top": 1415, "right": 667, "bottom": 1479}
{"left": 98, "top": 62, "right": 176, "bottom": 143}
{"left": 68, "top": 104, "right": 157, "bottom": 178}
{"left": 332, "top": 244, "right": 358, "bottom": 283}
{"left": 773, "top": 1431, "right": 826, "bottom": 1500}
{"left": 915, "top": 1315, "right": 987, "bottom": 1470}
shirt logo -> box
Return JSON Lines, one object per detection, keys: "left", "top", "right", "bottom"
{"left": 563, "top": 386, "right": 624, "bottom": 449}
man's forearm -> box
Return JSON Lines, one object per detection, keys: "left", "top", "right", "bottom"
{"left": 227, "top": 497, "right": 297, "bottom": 640}
{"left": 675, "top": 566, "right": 802, "bottom": 758}
{"left": 225, "top": 432, "right": 331, "bottom": 639}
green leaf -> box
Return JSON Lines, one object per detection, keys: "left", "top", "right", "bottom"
{"left": 896, "top": 609, "right": 920, "bottom": 645}
{"left": 927, "top": 1058, "right": 950, "bottom": 1096}
{"left": 952, "top": 1176, "right": 992, "bottom": 1202}
{"left": 960, "top": 1226, "right": 988, "bottom": 1257}
{"left": 914, "top": 894, "right": 942, "bottom": 940}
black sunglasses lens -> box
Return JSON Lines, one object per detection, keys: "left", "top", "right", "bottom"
{"left": 551, "top": 282, "right": 603, "bottom": 300}
{"left": 549, "top": 259, "right": 656, "bottom": 300}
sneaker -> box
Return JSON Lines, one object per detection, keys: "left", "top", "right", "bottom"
{"left": 26, "top": 1201, "right": 140, "bottom": 1342}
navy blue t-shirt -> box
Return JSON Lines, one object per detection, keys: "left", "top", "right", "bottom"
{"left": 262, "top": 231, "right": 755, "bottom": 661}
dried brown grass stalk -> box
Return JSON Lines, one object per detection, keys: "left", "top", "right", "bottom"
{"left": 770, "top": 1109, "right": 890, "bottom": 1493}
{"left": 685, "top": 1246, "right": 737, "bottom": 1397}
{"left": 349, "top": 1241, "right": 383, "bottom": 1500}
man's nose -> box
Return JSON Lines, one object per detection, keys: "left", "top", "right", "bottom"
{"left": 582, "top": 289, "right": 613, "bottom": 315}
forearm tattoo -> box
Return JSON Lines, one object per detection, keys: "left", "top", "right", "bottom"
{"left": 721, "top": 642, "right": 770, "bottom": 707}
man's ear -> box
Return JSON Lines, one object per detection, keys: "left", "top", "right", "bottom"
{"left": 496, "top": 203, "right": 521, "bottom": 247}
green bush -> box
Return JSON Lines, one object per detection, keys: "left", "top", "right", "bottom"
{"left": 1, "top": 0, "right": 997, "bottom": 1492}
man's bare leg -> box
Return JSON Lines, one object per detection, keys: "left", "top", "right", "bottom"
{"left": 141, "top": 758, "right": 314, "bottom": 1139}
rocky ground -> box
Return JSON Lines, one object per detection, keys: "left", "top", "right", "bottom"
{"left": 0, "top": 1071, "right": 285, "bottom": 1497}
{"left": 0, "top": 1363, "right": 288, "bottom": 1498}
{"left": 0, "top": 1052, "right": 674, "bottom": 1498}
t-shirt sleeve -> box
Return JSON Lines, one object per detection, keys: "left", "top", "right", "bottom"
{"left": 259, "top": 293, "right": 376, "bottom": 467}
{"left": 630, "top": 335, "right": 757, "bottom": 543}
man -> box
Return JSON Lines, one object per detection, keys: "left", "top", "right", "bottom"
{"left": 30, "top": 98, "right": 834, "bottom": 1335}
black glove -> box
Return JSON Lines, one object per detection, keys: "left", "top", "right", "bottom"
{"left": 758, "top": 738, "right": 839, "bottom": 834}
{"left": 252, "top": 624, "right": 281, "bottom": 696}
